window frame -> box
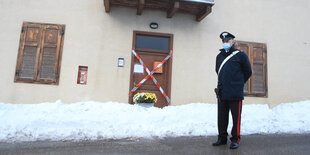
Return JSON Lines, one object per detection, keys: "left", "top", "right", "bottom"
{"left": 133, "top": 31, "right": 172, "bottom": 54}
{"left": 14, "top": 22, "right": 65, "bottom": 85}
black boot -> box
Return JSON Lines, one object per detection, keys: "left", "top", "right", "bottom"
{"left": 212, "top": 138, "right": 227, "bottom": 146}
{"left": 230, "top": 142, "right": 239, "bottom": 149}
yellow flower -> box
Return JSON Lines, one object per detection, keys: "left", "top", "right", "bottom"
{"left": 133, "top": 92, "right": 157, "bottom": 103}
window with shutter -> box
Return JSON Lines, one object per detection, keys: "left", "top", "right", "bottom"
{"left": 14, "top": 22, "right": 65, "bottom": 85}
{"left": 235, "top": 41, "right": 268, "bottom": 97}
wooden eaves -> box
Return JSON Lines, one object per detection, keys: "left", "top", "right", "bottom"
{"left": 104, "top": 0, "right": 214, "bottom": 22}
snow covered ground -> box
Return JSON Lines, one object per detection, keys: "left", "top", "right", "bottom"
{"left": 0, "top": 100, "right": 309, "bottom": 142}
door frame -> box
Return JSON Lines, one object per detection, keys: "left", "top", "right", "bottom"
{"left": 128, "top": 31, "right": 174, "bottom": 105}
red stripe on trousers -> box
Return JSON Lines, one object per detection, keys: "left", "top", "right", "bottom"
{"left": 237, "top": 100, "right": 242, "bottom": 144}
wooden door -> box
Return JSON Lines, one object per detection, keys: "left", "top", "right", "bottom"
{"left": 129, "top": 31, "right": 173, "bottom": 108}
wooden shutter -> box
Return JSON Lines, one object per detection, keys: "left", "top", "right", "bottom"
{"left": 235, "top": 41, "right": 267, "bottom": 97}
{"left": 37, "top": 25, "right": 63, "bottom": 82}
{"left": 15, "top": 22, "right": 65, "bottom": 85}
{"left": 252, "top": 43, "right": 267, "bottom": 96}
{"left": 235, "top": 42, "right": 251, "bottom": 95}
{"left": 15, "top": 23, "right": 42, "bottom": 81}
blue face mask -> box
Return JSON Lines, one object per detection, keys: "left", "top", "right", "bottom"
{"left": 222, "top": 43, "right": 231, "bottom": 50}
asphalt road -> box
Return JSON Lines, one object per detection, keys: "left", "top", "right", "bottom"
{"left": 0, "top": 134, "right": 310, "bottom": 155}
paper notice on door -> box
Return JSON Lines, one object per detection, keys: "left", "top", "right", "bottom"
{"left": 134, "top": 64, "right": 144, "bottom": 73}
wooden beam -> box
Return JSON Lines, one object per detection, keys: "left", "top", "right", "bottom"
{"left": 196, "top": 5, "right": 212, "bottom": 22}
{"left": 167, "top": 1, "right": 180, "bottom": 18}
{"left": 104, "top": 0, "right": 110, "bottom": 13}
{"left": 137, "top": 0, "right": 145, "bottom": 15}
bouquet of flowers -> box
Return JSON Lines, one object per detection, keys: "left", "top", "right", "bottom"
{"left": 133, "top": 92, "right": 157, "bottom": 104}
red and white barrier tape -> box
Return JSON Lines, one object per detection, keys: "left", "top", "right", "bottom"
{"left": 129, "top": 50, "right": 173, "bottom": 104}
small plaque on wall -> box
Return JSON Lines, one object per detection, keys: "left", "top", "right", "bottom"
{"left": 153, "top": 61, "right": 163, "bottom": 73}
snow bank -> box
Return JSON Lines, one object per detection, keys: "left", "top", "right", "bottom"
{"left": 0, "top": 100, "right": 309, "bottom": 142}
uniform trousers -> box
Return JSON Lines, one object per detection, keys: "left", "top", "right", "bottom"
{"left": 217, "top": 99, "right": 242, "bottom": 143}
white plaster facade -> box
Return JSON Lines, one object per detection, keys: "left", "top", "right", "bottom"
{"left": 0, "top": 0, "right": 309, "bottom": 108}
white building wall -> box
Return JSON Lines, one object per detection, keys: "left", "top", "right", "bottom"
{"left": 0, "top": 0, "right": 309, "bottom": 108}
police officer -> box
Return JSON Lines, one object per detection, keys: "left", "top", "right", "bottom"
{"left": 212, "top": 32, "right": 252, "bottom": 149}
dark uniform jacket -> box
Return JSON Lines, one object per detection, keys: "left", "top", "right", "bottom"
{"left": 216, "top": 46, "right": 252, "bottom": 101}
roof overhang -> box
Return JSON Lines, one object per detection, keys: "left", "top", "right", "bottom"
{"left": 104, "top": 0, "right": 215, "bottom": 22}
